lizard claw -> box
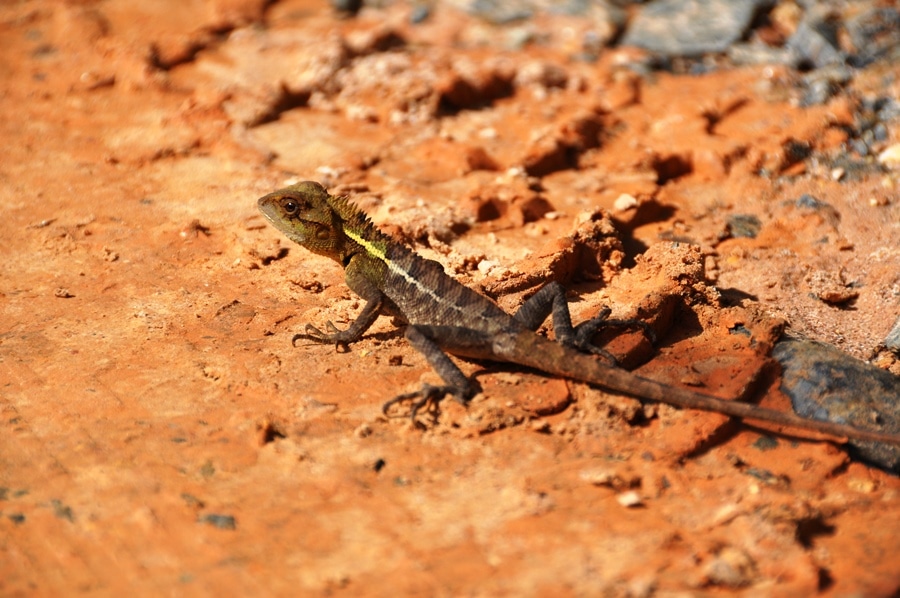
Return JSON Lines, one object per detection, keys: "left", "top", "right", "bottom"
{"left": 567, "top": 306, "right": 657, "bottom": 362}
{"left": 382, "top": 384, "right": 462, "bottom": 427}
{"left": 292, "top": 322, "right": 351, "bottom": 351}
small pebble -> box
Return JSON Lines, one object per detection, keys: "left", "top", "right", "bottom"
{"left": 199, "top": 514, "right": 236, "bottom": 530}
{"left": 613, "top": 193, "right": 638, "bottom": 211}
{"left": 616, "top": 490, "right": 643, "bottom": 508}
{"left": 877, "top": 144, "right": 900, "bottom": 168}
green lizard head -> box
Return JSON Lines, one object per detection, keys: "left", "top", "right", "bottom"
{"left": 257, "top": 181, "right": 346, "bottom": 260}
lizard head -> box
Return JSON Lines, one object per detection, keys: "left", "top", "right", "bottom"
{"left": 258, "top": 181, "right": 345, "bottom": 260}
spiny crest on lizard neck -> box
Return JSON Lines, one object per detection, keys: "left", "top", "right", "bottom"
{"left": 325, "top": 188, "right": 408, "bottom": 253}
{"left": 326, "top": 192, "right": 379, "bottom": 237}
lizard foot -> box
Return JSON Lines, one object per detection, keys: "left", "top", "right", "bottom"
{"left": 569, "top": 307, "right": 657, "bottom": 363}
{"left": 292, "top": 322, "right": 352, "bottom": 351}
{"left": 382, "top": 384, "right": 462, "bottom": 427}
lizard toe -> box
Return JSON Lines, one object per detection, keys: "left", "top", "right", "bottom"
{"left": 382, "top": 384, "right": 462, "bottom": 427}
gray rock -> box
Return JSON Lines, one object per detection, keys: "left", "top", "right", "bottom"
{"left": 621, "top": 0, "right": 770, "bottom": 56}
{"left": 468, "top": 0, "right": 535, "bottom": 24}
{"left": 786, "top": 18, "right": 843, "bottom": 68}
{"left": 773, "top": 336, "right": 900, "bottom": 472}
{"left": 846, "top": 7, "right": 900, "bottom": 66}
{"left": 885, "top": 316, "right": 900, "bottom": 354}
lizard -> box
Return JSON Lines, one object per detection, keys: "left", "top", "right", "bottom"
{"left": 257, "top": 181, "right": 900, "bottom": 446}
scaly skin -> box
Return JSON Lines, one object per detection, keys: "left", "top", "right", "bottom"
{"left": 258, "top": 181, "right": 900, "bottom": 446}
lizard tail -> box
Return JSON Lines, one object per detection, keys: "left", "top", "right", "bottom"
{"left": 507, "top": 333, "right": 900, "bottom": 446}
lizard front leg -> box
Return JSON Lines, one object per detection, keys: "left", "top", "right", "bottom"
{"left": 292, "top": 295, "right": 383, "bottom": 349}
{"left": 292, "top": 255, "right": 385, "bottom": 349}
{"left": 514, "top": 282, "right": 655, "bottom": 359}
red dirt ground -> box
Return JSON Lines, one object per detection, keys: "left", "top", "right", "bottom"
{"left": 2, "top": 1, "right": 899, "bottom": 595}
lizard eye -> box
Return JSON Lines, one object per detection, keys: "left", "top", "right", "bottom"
{"left": 281, "top": 198, "right": 299, "bottom": 215}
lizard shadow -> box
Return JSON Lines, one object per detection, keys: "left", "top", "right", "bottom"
{"left": 717, "top": 287, "right": 759, "bottom": 305}
{"left": 678, "top": 416, "right": 838, "bottom": 462}
{"left": 611, "top": 200, "right": 676, "bottom": 269}
{"left": 367, "top": 328, "right": 407, "bottom": 343}
{"left": 675, "top": 360, "right": 827, "bottom": 458}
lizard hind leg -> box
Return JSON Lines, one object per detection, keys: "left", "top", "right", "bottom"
{"left": 382, "top": 325, "right": 480, "bottom": 426}
{"left": 382, "top": 384, "right": 459, "bottom": 427}
{"left": 515, "top": 281, "right": 656, "bottom": 363}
